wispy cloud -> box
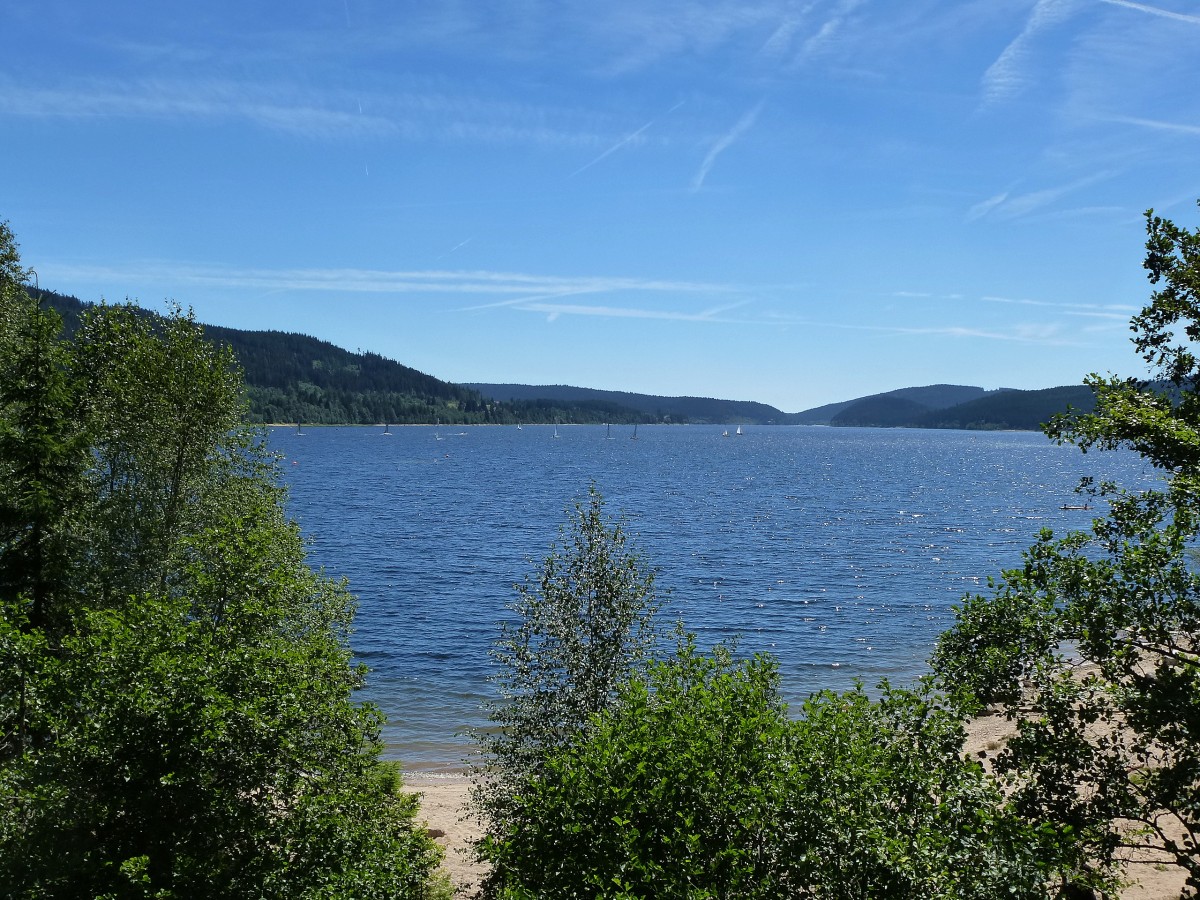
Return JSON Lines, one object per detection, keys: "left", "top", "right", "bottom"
{"left": 45, "top": 258, "right": 1107, "bottom": 350}
{"left": 0, "top": 75, "right": 629, "bottom": 148}
{"left": 981, "top": 0, "right": 1080, "bottom": 105}
{"left": 983, "top": 294, "right": 1136, "bottom": 320}
{"left": 493, "top": 296, "right": 1047, "bottom": 333}
{"left": 0, "top": 77, "right": 395, "bottom": 139}
{"left": 691, "top": 101, "right": 764, "bottom": 191}
{"left": 496, "top": 300, "right": 752, "bottom": 324}
{"left": 966, "top": 172, "right": 1113, "bottom": 222}
{"left": 1099, "top": 0, "right": 1200, "bottom": 25}
{"left": 966, "top": 192, "right": 1010, "bottom": 222}
{"left": 1106, "top": 115, "right": 1200, "bottom": 136}
{"left": 761, "top": 15, "right": 806, "bottom": 61}
{"left": 761, "top": 311, "right": 1083, "bottom": 345}
{"left": 799, "top": 0, "right": 867, "bottom": 62}
{"left": 889, "top": 290, "right": 972, "bottom": 302}
{"left": 584, "top": 4, "right": 791, "bottom": 76}
{"left": 42, "top": 261, "right": 747, "bottom": 303}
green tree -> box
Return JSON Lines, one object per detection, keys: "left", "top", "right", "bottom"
{"left": 472, "top": 486, "right": 662, "bottom": 877}
{"left": 0, "top": 226, "right": 443, "bottom": 899}
{"left": 0, "top": 229, "right": 90, "bottom": 768}
{"left": 70, "top": 301, "right": 261, "bottom": 605}
{"left": 933, "top": 204, "right": 1200, "bottom": 896}
{"left": 0, "top": 220, "right": 24, "bottom": 286}
{"left": 0, "top": 250, "right": 87, "bottom": 640}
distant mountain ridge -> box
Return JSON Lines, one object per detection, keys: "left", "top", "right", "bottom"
{"left": 790, "top": 384, "right": 995, "bottom": 425}
{"left": 468, "top": 384, "right": 786, "bottom": 425}
{"left": 479, "top": 382, "right": 1096, "bottom": 431}
{"left": 911, "top": 385, "right": 1096, "bottom": 431}
{"left": 804, "top": 383, "right": 1095, "bottom": 431}
{"left": 30, "top": 287, "right": 1094, "bottom": 430}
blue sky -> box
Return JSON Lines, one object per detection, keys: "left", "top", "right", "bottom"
{"left": 3, "top": 1, "right": 1198, "bottom": 412}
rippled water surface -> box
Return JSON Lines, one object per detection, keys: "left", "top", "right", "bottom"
{"left": 270, "top": 424, "right": 1152, "bottom": 771}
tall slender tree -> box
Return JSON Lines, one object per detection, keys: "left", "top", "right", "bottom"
{"left": 472, "top": 486, "right": 662, "bottom": 862}
{"left": 0, "top": 276, "right": 86, "bottom": 638}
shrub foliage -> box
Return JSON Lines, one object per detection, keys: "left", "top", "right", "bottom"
{"left": 482, "top": 639, "right": 1067, "bottom": 899}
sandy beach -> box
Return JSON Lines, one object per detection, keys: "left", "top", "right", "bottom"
{"left": 408, "top": 774, "right": 485, "bottom": 898}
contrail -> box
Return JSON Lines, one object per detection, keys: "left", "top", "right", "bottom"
{"left": 1100, "top": 0, "right": 1200, "bottom": 24}
{"left": 569, "top": 120, "right": 655, "bottom": 178}
{"left": 568, "top": 101, "right": 685, "bottom": 178}
{"left": 691, "top": 101, "right": 764, "bottom": 192}
{"left": 435, "top": 237, "right": 473, "bottom": 261}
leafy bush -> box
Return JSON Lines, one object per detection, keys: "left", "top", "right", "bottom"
{"left": 482, "top": 639, "right": 791, "bottom": 899}
{"left": 482, "top": 637, "right": 1064, "bottom": 900}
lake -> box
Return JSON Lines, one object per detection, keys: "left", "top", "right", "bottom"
{"left": 269, "top": 423, "right": 1153, "bottom": 773}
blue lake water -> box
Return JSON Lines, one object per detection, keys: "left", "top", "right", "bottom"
{"left": 269, "top": 424, "right": 1153, "bottom": 773}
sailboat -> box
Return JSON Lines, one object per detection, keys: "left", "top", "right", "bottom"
{"left": 606, "top": 423, "right": 613, "bottom": 440}
{"left": 631, "top": 423, "right": 639, "bottom": 440}
{"left": 736, "top": 425, "right": 743, "bottom": 436}
{"left": 553, "top": 424, "right": 561, "bottom": 439}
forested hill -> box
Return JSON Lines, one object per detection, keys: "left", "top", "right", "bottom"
{"left": 32, "top": 289, "right": 489, "bottom": 424}
{"left": 817, "top": 384, "right": 1096, "bottom": 430}
{"left": 789, "top": 384, "right": 991, "bottom": 424}
{"left": 30, "top": 289, "right": 1095, "bottom": 429}
{"left": 913, "top": 385, "right": 1097, "bottom": 430}
{"left": 469, "top": 383, "right": 787, "bottom": 425}
{"left": 29, "top": 289, "right": 647, "bottom": 425}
